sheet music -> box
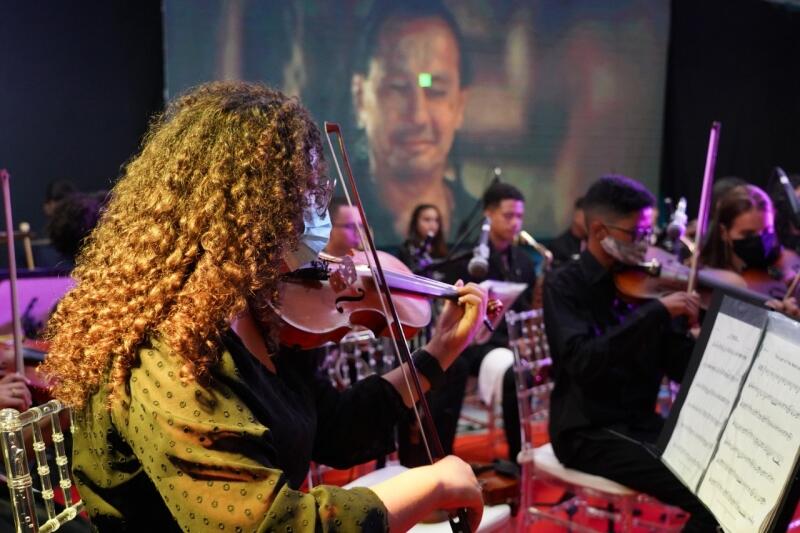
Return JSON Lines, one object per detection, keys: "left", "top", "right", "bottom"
{"left": 662, "top": 299, "right": 766, "bottom": 492}
{"left": 698, "top": 312, "right": 800, "bottom": 533}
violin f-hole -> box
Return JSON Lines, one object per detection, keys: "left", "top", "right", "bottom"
{"left": 335, "top": 288, "right": 366, "bottom": 313}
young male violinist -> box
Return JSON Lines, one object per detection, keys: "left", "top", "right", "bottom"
{"left": 543, "top": 175, "right": 718, "bottom": 531}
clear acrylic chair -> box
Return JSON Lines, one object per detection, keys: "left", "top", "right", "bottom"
{"left": 0, "top": 399, "right": 84, "bottom": 532}
{"left": 507, "top": 309, "right": 685, "bottom": 532}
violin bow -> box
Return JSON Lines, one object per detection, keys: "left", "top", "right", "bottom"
{"left": 686, "top": 122, "right": 721, "bottom": 295}
{"left": 324, "top": 122, "right": 472, "bottom": 533}
{"left": 1, "top": 170, "right": 25, "bottom": 376}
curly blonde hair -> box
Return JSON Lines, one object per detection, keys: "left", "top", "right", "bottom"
{"left": 42, "top": 82, "right": 325, "bottom": 409}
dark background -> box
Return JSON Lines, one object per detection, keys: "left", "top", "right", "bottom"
{"left": 0, "top": 0, "right": 163, "bottom": 263}
{"left": 1, "top": 0, "right": 799, "bottom": 261}
{"left": 661, "top": 0, "right": 800, "bottom": 214}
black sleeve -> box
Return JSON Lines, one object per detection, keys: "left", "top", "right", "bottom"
{"left": 658, "top": 322, "right": 696, "bottom": 383}
{"left": 514, "top": 250, "right": 536, "bottom": 311}
{"left": 395, "top": 241, "right": 414, "bottom": 269}
{"left": 311, "top": 371, "right": 408, "bottom": 468}
{"left": 543, "top": 277, "right": 672, "bottom": 385}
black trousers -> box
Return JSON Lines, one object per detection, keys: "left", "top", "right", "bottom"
{"left": 556, "top": 427, "right": 719, "bottom": 532}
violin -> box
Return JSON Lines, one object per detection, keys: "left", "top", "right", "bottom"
{"left": 613, "top": 246, "right": 772, "bottom": 307}
{"left": 278, "top": 250, "right": 484, "bottom": 349}
{"left": 741, "top": 247, "right": 800, "bottom": 300}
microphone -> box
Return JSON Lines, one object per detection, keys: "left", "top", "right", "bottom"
{"left": 467, "top": 217, "right": 491, "bottom": 279}
{"left": 777, "top": 167, "right": 800, "bottom": 228}
{"left": 422, "top": 231, "right": 435, "bottom": 254}
{"left": 666, "top": 197, "right": 688, "bottom": 240}
{"left": 493, "top": 166, "right": 502, "bottom": 181}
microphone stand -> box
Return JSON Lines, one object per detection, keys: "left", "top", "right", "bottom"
{"left": 441, "top": 215, "right": 485, "bottom": 266}
{"left": 453, "top": 169, "right": 500, "bottom": 237}
{"left": 413, "top": 249, "right": 473, "bottom": 275}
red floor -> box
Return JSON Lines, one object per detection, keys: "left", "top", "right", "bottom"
{"left": 316, "top": 428, "right": 800, "bottom": 532}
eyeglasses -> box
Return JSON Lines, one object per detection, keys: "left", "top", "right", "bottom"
{"left": 605, "top": 224, "right": 654, "bottom": 243}
{"left": 311, "top": 174, "right": 337, "bottom": 217}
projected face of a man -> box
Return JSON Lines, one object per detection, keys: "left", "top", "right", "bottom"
{"left": 354, "top": 17, "right": 467, "bottom": 183}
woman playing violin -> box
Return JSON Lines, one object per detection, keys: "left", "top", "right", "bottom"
{"left": 699, "top": 184, "right": 800, "bottom": 316}
{"left": 700, "top": 184, "right": 778, "bottom": 273}
{"left": 42, "top": 82, "right": 487, "bottom": 532}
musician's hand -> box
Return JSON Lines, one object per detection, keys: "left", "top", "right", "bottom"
{"left": 429, "top": 455, "right": 484, "bottom": 532}
{"left": 658, "top": 291, "right": 700, "bottom": 324}
{"left": 371, "top": 454, "right": 484, "bottom": 532}
{"left": 766, "top": 297, "right": 800, "bottom": 320}
{"left": 0, "top": 374, "right": 32, "bottom": 411}
{"left": 0, "top": 340, "right": 16, "bottom": 377}
{"left": 425, "top": 281, "right": 488, "bottom": 369}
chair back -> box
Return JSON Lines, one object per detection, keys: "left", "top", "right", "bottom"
{"left": 0, "top": 399, "right": 83, "bottom": 533}
{"left": 506, "top": 309, "right": 553, "bottom": 455}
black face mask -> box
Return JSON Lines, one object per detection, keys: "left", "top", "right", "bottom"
{"left": 731, "top": 231, "right": 781, "bottom": 269}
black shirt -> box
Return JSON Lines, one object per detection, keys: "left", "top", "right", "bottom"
{"left": 542, "top": 250, "right": 694, "bottom": 462}
{"left": 547, "top": 229, "right": 584, "bottom": 269}
{"left": 443, "top": 242, "right": 536, "bottom": 347}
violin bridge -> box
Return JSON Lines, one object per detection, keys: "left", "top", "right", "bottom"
{"left": 330, "top": 256, "right": 358, "bottom": 293}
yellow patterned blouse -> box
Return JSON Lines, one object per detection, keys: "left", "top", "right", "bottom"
{"left": 71, "top": 333, "right": 406, "bottom": 532}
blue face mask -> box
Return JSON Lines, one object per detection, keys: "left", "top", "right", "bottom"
{"left": 283, "top": 202, "right": 332, "bottom": 271}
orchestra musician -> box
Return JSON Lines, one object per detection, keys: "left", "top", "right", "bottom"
{"left": 401, "top": 182, "right": 535, "bottom": 466}
{"left": 700, "top": 184, "right": 778, "bottom": 273}
{"left": 396, "top": 203, "right": 448, "bottom": 274}
{"left": 699, "top": 183, "right": 800, "bottom": 317}
{"left": 547, "top": 196, "right": 586, "bottom": 269}
{"left": 323, "top": 197, "right": 363, "bottom": 257}
{"left": 543, "top": 174, "right": 719, "bottom": 531}
{"left": 42, "top": 82, "right": 490, "bottom": 533}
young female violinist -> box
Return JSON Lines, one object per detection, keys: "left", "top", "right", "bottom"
{"left": 397, "top": 204, "right": 448, "bottom": 274}
{"left": 699, "top": 184, "right": 800, "bottom": 316}
{"left": 42, "top": 82, "right": 488, "bottom": 532}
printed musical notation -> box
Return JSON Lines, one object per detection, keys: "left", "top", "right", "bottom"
{"left": 697, "top": 314, "right": 800, "bottom": 533}
{"left": 662, "top": 312, "right": 764, "bottom": 492}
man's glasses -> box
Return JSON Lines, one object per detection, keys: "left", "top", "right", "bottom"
{"left": 605, "top": 224, "right": 653, "bottom": 243}
{"left": 311, "top": 174, "right": 338, "bottom": 217}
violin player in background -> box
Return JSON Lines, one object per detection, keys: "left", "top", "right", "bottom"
{"left": 700, "top": 183, "right": 800, "bottom": 317}
{"left": 42, "top": 82, "right": 490, "bottom": 533}
{"left": 700, "top": 184, "right": 779, "bottom": 273}
{"left": 397, "top": 203, "right": 448, "bottom": 275}
{"left": 543, "top": 175, "right": 718, "bottom": 531}
{"left": 323, "top": 197, "right": 364, "bottom": 257}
